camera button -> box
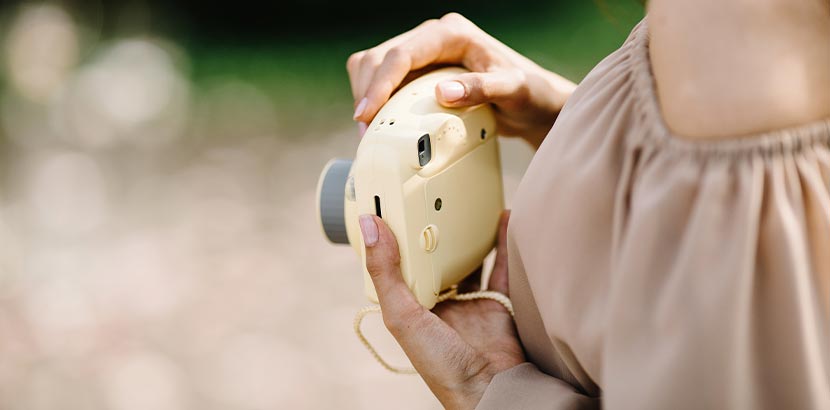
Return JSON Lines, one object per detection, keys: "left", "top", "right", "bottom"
{"left": 420, "top": 225, "right": 439, "bottom": 253}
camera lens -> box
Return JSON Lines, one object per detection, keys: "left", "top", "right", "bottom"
{"left": 317, "top": 158, "right": 353, "bottom": 244}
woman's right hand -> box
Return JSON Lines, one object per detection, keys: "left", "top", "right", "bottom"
{"left": 348, "top": 13, "right": 577, "bottom": 148}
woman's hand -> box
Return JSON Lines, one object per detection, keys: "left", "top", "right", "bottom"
{"left": 348, "top": 13, "right": 576, "bottom": 148}
{"left": 358, "top": 211, "right": 525, "bottom": 409}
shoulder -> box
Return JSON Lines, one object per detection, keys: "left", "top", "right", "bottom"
{"left": 647, "top": 0, "right": 830, "bottom": 139}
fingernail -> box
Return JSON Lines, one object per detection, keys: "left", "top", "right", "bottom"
{"left": 359, "top": 214, "right": 378, "bottom": 247}
{"left": 358, "top": 121, "right": 367, "bottom": 136}
{"left": 438, "top": 81, "right": 465, "bottom": 102}
{"left": 353, "top": 98, "right": 368, "bottom": 119}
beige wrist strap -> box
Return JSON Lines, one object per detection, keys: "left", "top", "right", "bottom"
{"left": 353, "top": 287, "right": 515, "bottom": 375}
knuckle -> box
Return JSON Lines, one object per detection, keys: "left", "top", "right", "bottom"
{"left": 365, "top": 251, "right": 400, "bottom": 278}
{"left": 469, "top": 74, "right": 490, "bottom": 98}
{"left": 361, "top": 51, "right": 383, "bottom": 69}
{"left": 385, "top": 46, "right": 406, "bottom": 60}
{"left": 384, "top": 47, "right": 410, "bottom": 67}
{"left": 440, "top": 12, "right": 474, "bottom": 35}
{"left": 496, "top": 68, "right": 526, "bottom": 97}
{"left": 505, "top": 67, "right": 526, "bottom": 82}
{"left": 381, "top": 312, "right": 403, "bottom": 333}
{"left": 440, "top": 12, "right": 468, "bottom": 24}
{"left": 346, "top": 52, "right": 363, "bottom": 72}
{"left": 439, "top": 13, "right": 475, "bottom": 46}
{"left": 480, "top": 82, "right": 496, "bottom": 100}
{"left": 510, "top": 70, "right": 531, "bottom": 100}
{"left": 382, "top": 304, "right": 424, "bottom": 334}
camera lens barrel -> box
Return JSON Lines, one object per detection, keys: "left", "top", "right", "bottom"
{"left": 318, "top": 158, "right": 353, "bottom": 244}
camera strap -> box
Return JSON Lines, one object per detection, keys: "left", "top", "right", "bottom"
{"left": 353, "top": 287, "right": 515, "bottom": 375}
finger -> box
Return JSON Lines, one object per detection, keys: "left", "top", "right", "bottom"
{"left": 349, "top": 19, "right": 433, "bottom": 103}
{"left": 353, "top": 51, "right": 382, "bottom": 116}
{"left": 354, "top": 19, "right": 471, "bottom": 123}
{"left": 488, "top": 210, "right": 511, "bottom": 295}
{"left": 358, "top": 47, "right": 412, "bottom": 121}
{"left": 359, "top": 214, "right": 486, "bottom": 386}
{"left": 346, "top": 51, "right": 365, "bottom": 99}
{"left": 358, "top": 214, "right": 428, "bottom": 333}
{"left": 348, "top": 46, "right": 402, "bottom": 104}
{"left": 435, "top": 70, "right": 527, "bottom": 108}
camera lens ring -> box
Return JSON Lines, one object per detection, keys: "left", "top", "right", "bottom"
{"left": 317, "top": 159, "right": 353, "bottom": 244}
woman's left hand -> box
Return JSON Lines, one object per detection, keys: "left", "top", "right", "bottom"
{"left": 358, "top": 210, "right": 525, "bottom": 409}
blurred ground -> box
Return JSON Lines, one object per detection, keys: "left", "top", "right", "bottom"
{"left": 0, "top": 2, "right": 642, "bottom": 409}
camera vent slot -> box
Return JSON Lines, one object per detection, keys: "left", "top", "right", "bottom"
{"left": 374, "top": 195, "right": 382, "bottom": 218}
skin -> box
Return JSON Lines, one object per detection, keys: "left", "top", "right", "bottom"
{"left": 359, "top": 212, "right": 523, "bottom": 409}
{"left": 649, "top": 0, "right": 830, "bottom": 138}
{"left": 348, "top": 3, "right": 830, "bottom": 408}
{"left": 347, "top": 12, "right": 576, "bottom": 148}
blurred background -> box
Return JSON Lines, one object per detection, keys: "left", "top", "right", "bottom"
{"left": 0, "top": 1, "right": 643, "bottom": 409}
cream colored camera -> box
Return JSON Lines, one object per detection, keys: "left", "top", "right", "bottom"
{"left": 316, "top": 67, "right": 504, "bottom": 308}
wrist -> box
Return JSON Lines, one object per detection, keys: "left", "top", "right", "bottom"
{"left": 522, "top": 69, "right": 576, "bottom": 148}
{"left": 442, "top": 381, "right": 490, "bottom": 410}
{"left": 547, "top": 71, "right": 577, "bottom": 113}
{"left": 440, "top": 361, "right": 500, "bottom": 410}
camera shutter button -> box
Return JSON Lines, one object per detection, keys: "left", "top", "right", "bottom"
{"left": 420, "top": 225, "right": 439, "bottom": 253}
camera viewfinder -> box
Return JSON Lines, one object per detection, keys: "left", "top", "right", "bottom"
{"left": 417, "top": 134, "right": 431, "bottom": 166}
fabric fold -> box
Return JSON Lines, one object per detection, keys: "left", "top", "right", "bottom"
{"left": 492, "top": 17, "right": 830, "bottom": 409}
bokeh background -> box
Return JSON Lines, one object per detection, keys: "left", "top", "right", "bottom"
{"left": 0, "top": 1, "right": 643, "bottom": 409}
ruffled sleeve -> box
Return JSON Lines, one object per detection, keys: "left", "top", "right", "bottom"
{"left": 482, "top": 17, "right": 830, "bottom": 410}
{"left": 477, "top": 363, "right": 598, "bottom": 410}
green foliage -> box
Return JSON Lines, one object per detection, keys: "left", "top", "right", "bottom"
{"left": 187, "top": 0, "right": 644, "bottom": 135}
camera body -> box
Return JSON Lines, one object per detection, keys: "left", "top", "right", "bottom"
{"left": 317, "top": 67, "right": 504, "bottom": 308}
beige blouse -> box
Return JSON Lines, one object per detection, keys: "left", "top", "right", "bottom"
{"left": 478, "top": 20, "right": 830, "bottom": 409}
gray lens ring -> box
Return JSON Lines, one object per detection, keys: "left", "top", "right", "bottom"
{"left": 319, "top": 159, "right": 353, "bottom": 244}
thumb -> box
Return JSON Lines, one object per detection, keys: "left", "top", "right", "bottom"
{"left": 358, "top": 215, "right": 426, "bottom": 334}
{"left": 435, "top": 70, "right": 525, "bottom": 107}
